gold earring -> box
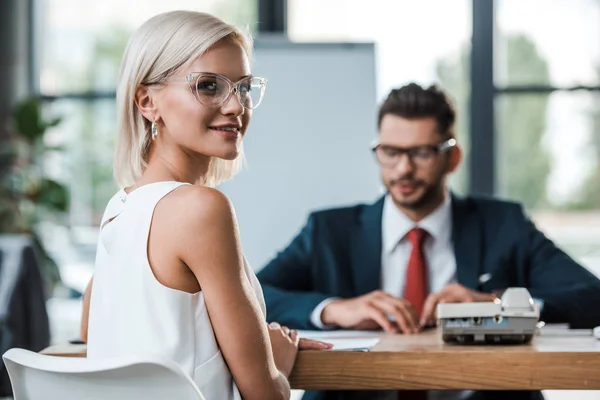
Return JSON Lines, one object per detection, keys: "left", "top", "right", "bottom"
{"left": 151, "top": 119, "right": 158, "bottom": 140}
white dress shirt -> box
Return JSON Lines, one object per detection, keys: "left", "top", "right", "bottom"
{"left": 381, "top": 193, "right": 456, "bottom": 298}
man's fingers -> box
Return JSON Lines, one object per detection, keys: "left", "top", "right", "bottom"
{"left": 419, "top": 284, "right": 487, "bottom": 327}
{"left": 420, "top": 293, "right": 440, "bottom": 327}
{"left": 380, "top": 294, "right": 420, "bottom": 333}
{"left": 420, "top": 289, "right": 466, "bottom": 326}
{"left": 366, "top": 305, "right": 398, "bottom": 333}
{"left": 371, "top": 298, "right": 412, "bottom": 334}
{"left": 394, "top": 303, "right": 420, "bottom": 334}
{"left": 398, "top": 300, "right": 419, "bottom": 328}
{"left": 443, "top": 284, "right": 473, "bottom": 302}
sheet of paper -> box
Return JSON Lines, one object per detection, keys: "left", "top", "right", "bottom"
{"left": 535, "top": 323, "right": 593, "bottom": 336}
{"left": 319, "top": 338, "right": 380, "bottom": 351}
{"left": 299, "top": 330, "right": 381, "bottom": 351}
{"left": 298, "top": 330, "right": 381, "bottom": 339}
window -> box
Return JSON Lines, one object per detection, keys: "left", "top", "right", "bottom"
{"left": 288, "top": 0, "right": 472, "bottom": 192}
{"left": 38, "top": 0, "right": 257, "bottom": 95}
{"left": 496, "top": 92, "right": 600, "bottom": 210}
{"left": 496, "top": 0, "right": 600, "bottom": 88}
{"left": 495, "top": 0, "right": 600, "bottom": 277}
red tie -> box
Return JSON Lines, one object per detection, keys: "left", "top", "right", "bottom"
{"left": 404, "top": 228, "right": 429, "bottom": 317}
{"left": 400, "top": 228, "right": 429, "bottom": 400}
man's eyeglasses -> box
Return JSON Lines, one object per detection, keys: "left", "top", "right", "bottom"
{"left": 371, "top": 138, "right": 457, "bottom": 167}
{"left": 160, "top": 72, "right": 267, "bottom": 110}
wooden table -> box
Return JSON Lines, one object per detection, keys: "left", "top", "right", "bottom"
{"left": 42, "top": 330, "right": 600, "bottom": 390}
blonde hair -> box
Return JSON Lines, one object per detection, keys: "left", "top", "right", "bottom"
{"left": 114, "top": 10, "right": 253, "bottom": 188}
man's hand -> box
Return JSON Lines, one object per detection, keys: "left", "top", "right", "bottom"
{"left": 321, "top": 290, "right": 420, "bottom": 334}
{"left": 420, "top": 283, "right": 497, "bottom": 327}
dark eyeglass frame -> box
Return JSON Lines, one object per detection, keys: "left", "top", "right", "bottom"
{"left": 370, "top": 138, "right": 457, "bottom": 167}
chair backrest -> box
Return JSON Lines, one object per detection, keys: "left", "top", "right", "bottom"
{"left": 0, "top": 236, "right": 51, "bottom": 397}
{"left": 3, "top": 348, "right": 206, "bottom": 400}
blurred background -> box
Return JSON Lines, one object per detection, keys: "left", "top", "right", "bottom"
{"left": 1, "top": 0, "right": 599, "bottom": 398}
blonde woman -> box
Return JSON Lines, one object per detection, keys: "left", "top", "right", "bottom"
{"left": 79, "top": 10, "right": 329, "bottom": 400}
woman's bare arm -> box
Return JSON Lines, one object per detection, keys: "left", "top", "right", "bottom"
{"left": 166, "top": 186, "right": 292, "bottom": 400}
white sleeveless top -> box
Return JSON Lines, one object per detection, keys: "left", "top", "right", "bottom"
{"left": 87, "top": 181, "right": 266, "bottom": 399}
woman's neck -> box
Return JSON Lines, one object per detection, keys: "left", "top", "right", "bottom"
{"left": 141, "top": 146, "right": 211, "bottom": 186}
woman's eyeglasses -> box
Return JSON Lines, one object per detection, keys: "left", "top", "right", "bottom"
{"left": 157, "top": 72, "right": 267, "bottom": 110}
{"left": 185, "top": 73, "right": 267, "bottom": 110}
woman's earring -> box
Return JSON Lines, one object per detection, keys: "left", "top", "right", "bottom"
{"left": 151, "top": 119, "right": 159, "bottom": 140}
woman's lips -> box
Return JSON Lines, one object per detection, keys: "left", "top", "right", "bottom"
{"left": 209, "top": 127, "right": 240, "bottom": 139}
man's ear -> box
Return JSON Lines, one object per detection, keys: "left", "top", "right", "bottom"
{"left": 134, "top": 85, "right": 158, "bottom": 122}
{"left": 447, "top": 145, "right": 462, "bottom": 173}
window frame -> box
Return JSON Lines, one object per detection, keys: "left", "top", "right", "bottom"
{"left": 471, "top": 0, "right": 600, "bottom": 196}
{"left": 31, "top": 0, "right": 600, "bottom": 199}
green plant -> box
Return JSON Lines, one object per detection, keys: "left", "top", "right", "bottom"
{"left": 0, "top": 97, "right": 69, "bottom": 289}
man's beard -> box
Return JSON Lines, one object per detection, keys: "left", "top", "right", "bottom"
{"left": 388, "top": 179, "right": 444, "bottom": 211}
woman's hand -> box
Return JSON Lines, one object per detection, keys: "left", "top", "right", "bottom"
{"left": 268, "top": 322, "right": 299, "bottom": 377}
{"left": 299, "top": 338, "right": 333, "bottom": 350}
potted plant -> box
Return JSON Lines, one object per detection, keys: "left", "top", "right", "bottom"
{"left": 0, "top": 97, "right": 69, "bottom": 291}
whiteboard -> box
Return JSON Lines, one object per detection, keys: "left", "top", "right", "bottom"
{"left": 220, "top": 37, "right": 380, "bottom": 270}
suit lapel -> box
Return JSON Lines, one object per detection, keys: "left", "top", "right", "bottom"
{"left": 451, "top": 194, "right": 484, "bottom": 290}
{"left": 350, "top": 197, "right": 385, "bottom": 295}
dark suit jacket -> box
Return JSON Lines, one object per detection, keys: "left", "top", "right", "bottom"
{"left": 257, "top": 194, "right": 600, "bottom": 400}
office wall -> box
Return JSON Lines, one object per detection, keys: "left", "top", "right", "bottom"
{"left": 220, "top": 38, "right": 381, "bottom": 270}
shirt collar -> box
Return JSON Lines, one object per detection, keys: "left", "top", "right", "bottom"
{"left": 382, "top": 192, "right": 452, "bottom": 254}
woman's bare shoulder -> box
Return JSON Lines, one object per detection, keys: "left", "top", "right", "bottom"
{"left": 156, "top": 185, "right": 237, "bottom": 242}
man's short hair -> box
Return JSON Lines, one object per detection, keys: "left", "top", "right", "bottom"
{"left": 377, "top": 83, "right": 456, "bottom": 139}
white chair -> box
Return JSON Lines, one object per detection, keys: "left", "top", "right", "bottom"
{"left": 3, "top": 348, "right": 205, "bottom": 400}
